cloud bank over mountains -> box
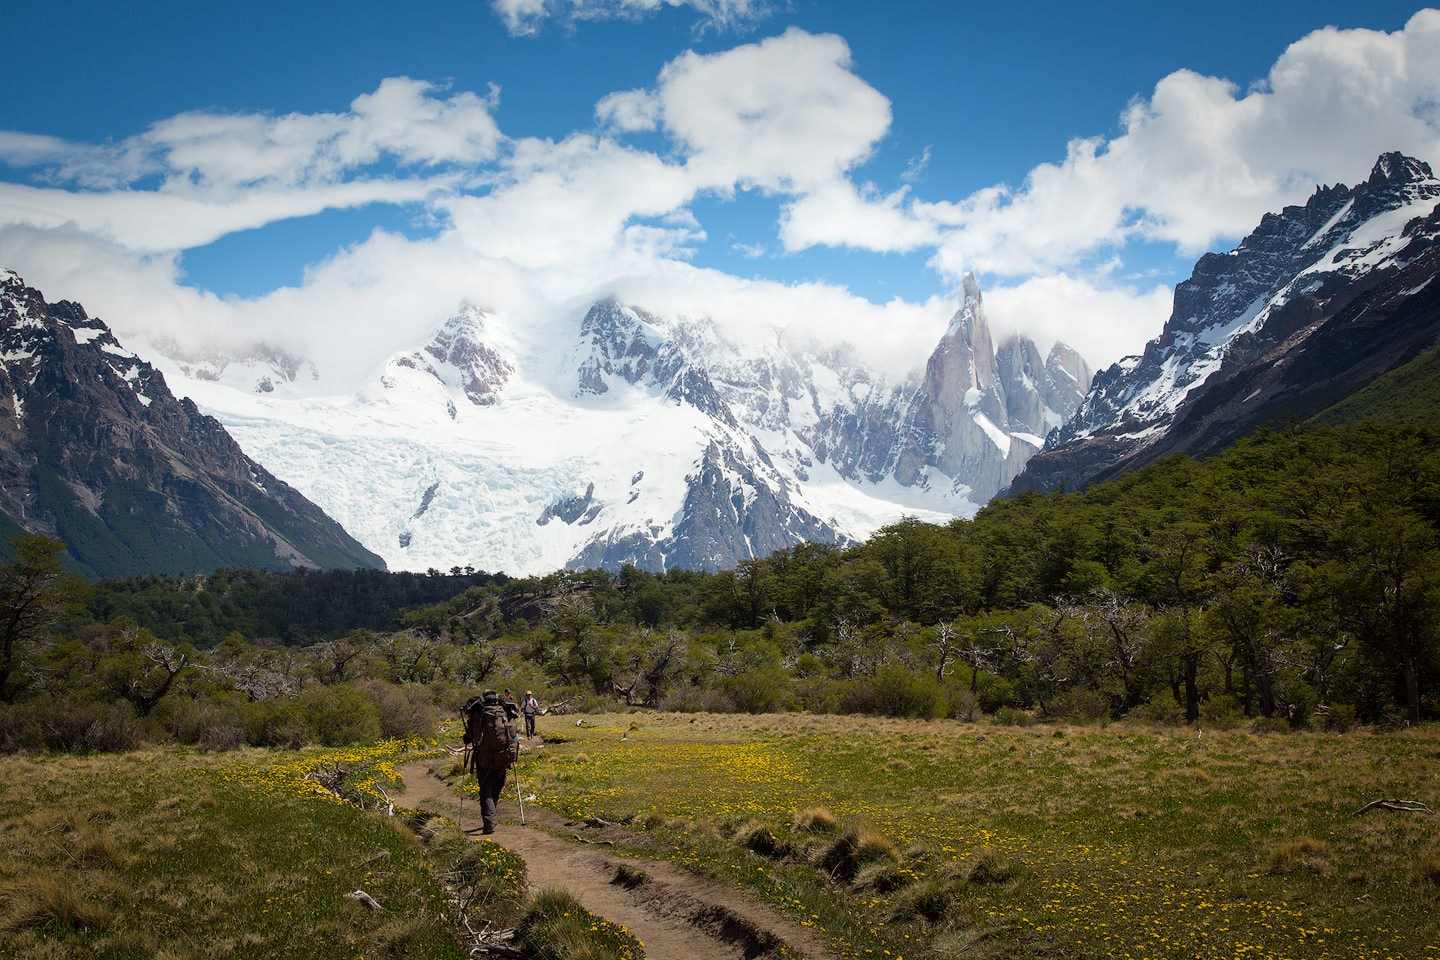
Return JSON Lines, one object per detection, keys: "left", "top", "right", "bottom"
{"left": 1, "top": 8, "right": 1439, "bottom": 385}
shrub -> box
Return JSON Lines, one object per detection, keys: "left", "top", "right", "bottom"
{"left": 721, "top": 667, "right": 793, "bottom": 714}
{"left": 1250, "top": 716, "right": 1290, "bottom": 735}
{"left": 355, "top": 680, "right": 436, "bottom": 739}
{"left": 793, "top": 677, "right": 845, "bottom": 714}
{"left": 302, "top": 683, "right": 382, "bottom": 747}
{"left": 971, "top": 672, "right": 1017, "bottom": 714}
{"left": 1323, "top": 703, "right": 1359, "bottom": 733}
{"left": 993, "top": 706, "right": 1032, "bottom": 727}
{"left": 943, "top": 684, "right": 981, "bottom": 722}
{"left": 1049, "top": 687, "right": 1113, "bottom": 723}
{"left": 159, "top": 693, "right": 249, "bottom": 751}
{"left": 1130, "top": 693, "right": 1185, "bottom": 726}
{"left": 1198, "top": 697, "right": 1245, "bottom": 730}
{"left": 659, "top": 685, "right": 736, "bottom": 713}
{"left": 845, "top": 664, "right": 944, "bottom": 719}
{"left": 0, "top": 699, "right": 147, "bottom": 753}
{"left": 243, "top": 697, "right": 308, "bottom": 748}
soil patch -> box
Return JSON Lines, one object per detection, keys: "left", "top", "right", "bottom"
{"left": 392, "top": 757, "right": 838, "bottom": 960}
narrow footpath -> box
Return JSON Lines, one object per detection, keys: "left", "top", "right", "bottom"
{"left": 392, "top": 757, "right": 839, "bottom": 960}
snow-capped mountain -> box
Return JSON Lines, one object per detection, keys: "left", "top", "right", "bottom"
{"left": 0, "top": 270, "right": 385, "bottom": 577}
{"left": 159, "top": 274, "right": 1089, "bottom": 575}
{"left": 1011, "top": 152, "right": 1440, "bottom": 494}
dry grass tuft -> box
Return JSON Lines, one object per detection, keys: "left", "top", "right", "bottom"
{"left": 887, "top": 877, "right": 962, "bottom": 924}
{"left": 69, "top": 827, "right": 123, "bottom": 869}
{"left": 946, "top": 847, "right": 1016, "bottom": 885}
{"left": 733, "top": 820, "right": 781, "bottom": 856}
{"left": 0, "top": 874, "right": 115, "bottom": 932}
{"left": 852, "top": 860, "right": 913, "bottom": 892}
{"left": 1412, "top": 848, "right": 1440, "bottom": 887}
{"left": 792, "top": 806, "right": 839, "bottom": 833}
{"left": 1267, "top": 837, "right": 1334, "bottom": 876}
{"left": 812, "top": 820, "right": 897, "bottom": 880}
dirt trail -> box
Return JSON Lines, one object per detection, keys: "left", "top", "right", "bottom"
{"left": 393, "top": 757, "right": 838, "bottom": 960}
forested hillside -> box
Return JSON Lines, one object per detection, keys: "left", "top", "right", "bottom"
{"left": 2, "top": 420, "right": 1437, "bottom": 754}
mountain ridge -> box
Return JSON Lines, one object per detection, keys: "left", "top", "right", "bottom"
{"left": 0, "top": 270, "right": 386, "bottom": 577}
{"left": 1008, "top": 151, "right": 1440, "bottom": 494}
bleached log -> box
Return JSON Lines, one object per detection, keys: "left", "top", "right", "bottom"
{"left": 1349, "top": 797, "right": 1436, "bottom": 816}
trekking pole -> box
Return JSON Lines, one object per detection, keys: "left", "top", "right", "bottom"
{"left": 459, "top": 743, "right": 471, "bottom": 832}
{"left": 513, "top": 737, "right": 526, "bottom": 826}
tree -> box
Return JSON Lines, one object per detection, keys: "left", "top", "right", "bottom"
{"left": 0, "top": 536, "right": 90, "bottom": 703}
{"left": 89, "top": 619, "right": 196, "bottom": 718}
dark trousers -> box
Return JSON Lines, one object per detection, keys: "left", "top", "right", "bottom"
{"left": 477, "top": 765, "right": 507, "bottom": 833}
{"left": 524, "top": 713, "right": 536, "bottom": 737}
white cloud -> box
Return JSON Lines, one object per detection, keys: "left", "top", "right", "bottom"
{"left": 0, "top": 177, "right": 442, "bottom": 253}
{"left": 650, "top": 28, "right": 892, "bottom": 193}
{"left": 779, "top": 180, "right": 935, "bottom": 253}
{"left": 0, "top": 77, "right": 499, "bottom": 251}
{"left": 595, "top": 89, "right": 662, "bottom": 133}
{"left": 6, "top": 13, "right": 1439, "bottom": 395}
{"left": 984, "top": 274, "right": 1175, "bottom": 371}
{"left": 921, "top": 10, "right": 1440, "bottom": 278}
{"left": 441, "top": 133, "right": 698, "bottom": 292}
{"left": 491, "top": 0, "right": 771, "bottom": 36}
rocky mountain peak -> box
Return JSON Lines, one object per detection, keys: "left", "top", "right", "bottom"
{"left": 1369, "top": 151, "right": 1435, "bottom": 188}
{"left": 416, "top": 302, "right": 514, "bottom": 407}
{"left": 1010, "top": 152, "right": 1440, "bottom": 496}
{"left": 0, "top": 270, "right": 384, "bottom": 576}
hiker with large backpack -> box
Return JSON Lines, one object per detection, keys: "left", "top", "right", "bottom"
{"left": 462, "top": 689, "right": 520, "bottom": 835}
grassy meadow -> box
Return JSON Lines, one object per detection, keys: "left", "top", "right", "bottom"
{"left": 1, "top": 716, "right": 1437, "bottom": 960}
{"left": 0, "top": 739, "right": 473, "bottom": 960}
{"left": 521, "top": 713, "right": 1440, "bottom": 960}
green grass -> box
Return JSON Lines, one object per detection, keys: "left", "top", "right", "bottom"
{"left": 521, "top": 713, "right": 1440, "bottom": 960}
{"left": 4, "top": 717, "right": 1438, "bottom": 960}
{"left": 0, "top": 741, "right": 465, "bottom": 960}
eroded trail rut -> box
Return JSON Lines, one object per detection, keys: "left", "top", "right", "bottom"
{"left": 393, "top": 759, "right": 839, "bottom": 960}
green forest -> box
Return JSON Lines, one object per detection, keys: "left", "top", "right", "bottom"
{"left": 3, "top": 419, "right": 1438, "bottom": 753}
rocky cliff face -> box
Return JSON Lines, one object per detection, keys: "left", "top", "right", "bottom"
{"left": 0, "top": 270, "right": 385, "bottom": 577}
{"left": 811, "top": 274, "right": 1092, "bottom": 505}
{"left": 1011, "top": 152, "right": 1440, "bottom": 494}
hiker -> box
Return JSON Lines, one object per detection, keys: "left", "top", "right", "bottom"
{"left": 521, "top": 690, "right": 540, "bottom": 738}
{"left": 464, "top": 689, "right": 520, "bottom": 835}
{"left": 502, "top": 689, "right": 521, "bottom": 720}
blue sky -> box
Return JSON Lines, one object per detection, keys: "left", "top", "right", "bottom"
{"left": 2, "top": 0, "right": 1438, "bottom": 381}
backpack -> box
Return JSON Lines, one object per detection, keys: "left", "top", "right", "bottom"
{"left": 464, "top": 694, "right": 518, "bottom": 772}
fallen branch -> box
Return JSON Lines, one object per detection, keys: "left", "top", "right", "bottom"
{"left": 1349, "top": 797, "right": 1436, "bottom": 817}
